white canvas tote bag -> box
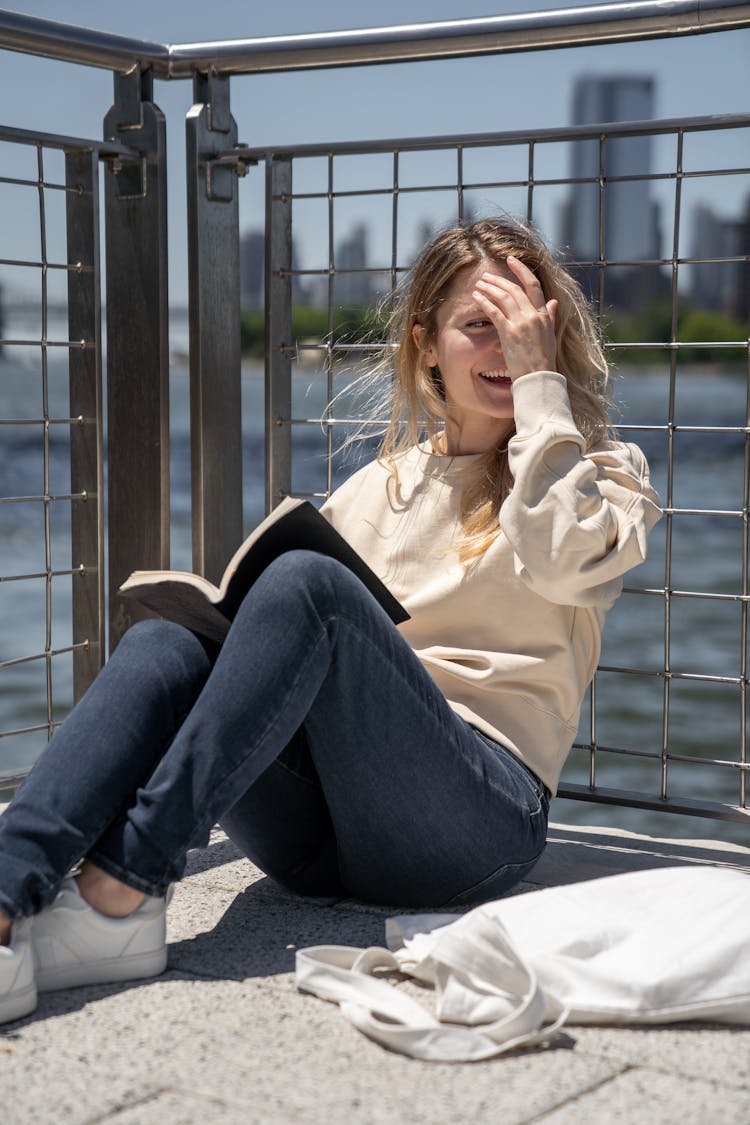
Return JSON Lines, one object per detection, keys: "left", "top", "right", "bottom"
{"left": 296, "top": 866, "right": 750, "bottom": 1062}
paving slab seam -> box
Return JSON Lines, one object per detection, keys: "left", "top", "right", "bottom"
{"left": 623, "top": 1062, "right": 744, "bottom": 1091}
{"left": 82, "top": 1088, "right": 170, "bottom": 1124}
{"left": 85, "top": 1090, "right": 228, "bottom": 1124}
{"left": 87, "top": 1082, "right": 304, "bottom": 1123}
{"left": 567, "top": 1039, "right": 750, "bottom": 1091}
{"left": 518, "top": 1062, "right": 634, "bottom": 1123}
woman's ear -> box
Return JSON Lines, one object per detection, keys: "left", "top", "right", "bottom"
{"left": 412, "top": 322, "right": 437, "bottom": 366}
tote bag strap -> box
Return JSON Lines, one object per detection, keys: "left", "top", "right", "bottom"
{"left": 296, "top": 920, "right": 567, "bottom": 1062}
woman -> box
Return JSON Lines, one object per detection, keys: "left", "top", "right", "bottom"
{"left": 0, "top": 218, "right": 661, "bottom": 1024}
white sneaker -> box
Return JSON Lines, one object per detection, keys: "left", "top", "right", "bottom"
{"left": 0, "top": 917, "right": 37, "bottom": 1024}
{"left": 32, "top": 877, "right": 169, "bottom": 993}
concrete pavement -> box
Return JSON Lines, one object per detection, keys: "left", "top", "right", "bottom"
{"left": 2, "top": 822, "right": 750, "bottom": 1124}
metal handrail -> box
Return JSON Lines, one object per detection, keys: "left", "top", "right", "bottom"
{"left": 1, "top": 3, "right": 749, "bottom": 826}
{"left": 1, "top": 0, "right": 749, "bottom": 78}
{"left": 0, "top": 122, "right": 137, "bottom": 157}
{"left": 0, "top": 9, "right": 165, "bottom": 72}
{"left": 166, "top": 0, "right": 750, "bottom": 77}
{"left": 240, "top": 110, "right": 750, "bottom": 161}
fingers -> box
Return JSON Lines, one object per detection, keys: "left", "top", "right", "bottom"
{"left": 506, "top": 255, "right": 548, "bottom": 308}
{"left": 471, "top": 259, "right": 558, "bottom": 380}
{"left": 471, "top": 286, "right": 503, "bottom": 317}
{"left": 475, "top": 256, "right": 546, "bottom": 312}
{"left": 473, "top": 276, "right": 521, "bottom": 318}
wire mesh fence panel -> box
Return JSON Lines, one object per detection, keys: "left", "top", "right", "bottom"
{"left": 252, "top": 112, "right": 750, "bottom": 835}
{"left": 0, "top": 129, "right": 104, "bottom": 787}
{"left": 1, "top": 6, "right": 748, "bottom": 839}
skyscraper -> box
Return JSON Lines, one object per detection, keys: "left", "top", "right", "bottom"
{"left": 332, "top": 223, "right": 374, "bottom": 307}
{"left": 239, "top": 229, "right": 264, "bottom": 310}
{"left": 561, "top": 75, "right": 663, "bottom": 308}
{"left": 239, "top": 229, "right": 309, "bottom": 310}
{"left": 689, "top": 199, "right": 749, "bottom": 320}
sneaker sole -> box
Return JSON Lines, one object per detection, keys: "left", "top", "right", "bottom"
{"left": 37, "top": 946, "right": 167, "bottom": 993}
{"left": 0, "top": 979, "right": 37, "bottom": 1024}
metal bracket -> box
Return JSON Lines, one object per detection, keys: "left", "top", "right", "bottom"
{"left": 104, "top": 66, "right": 160, "bottom": 200}
{"left": 206, "top": 142, "right": 255, "bottom": 198}
{"left": 193, "top": 68, "right": 231, "bottom": 133}
{"left": 111, "top": 64, "right": 152, "bottom": 130}
{"left": 190, "top": 69, "right": 250, "bottom": 202}
{"left": 212, "top": 143, "right": 256, "bottom": 174}
{"left": 104, "top": 154, "right": 148, "bottom": 200}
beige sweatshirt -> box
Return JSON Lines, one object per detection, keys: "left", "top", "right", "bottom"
{"left": 321, "top": 371, "right": 662, "bottom": 793}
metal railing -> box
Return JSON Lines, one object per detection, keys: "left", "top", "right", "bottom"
{"left": 0, "top": 2, "right": 749, "bottom": 835}
{"left": 2, "top": 1, "right": 750, "bottom": 74}
{"left": 0, "top": 125, "right": 125, "bottom": 772}
{"left": 255, "top": 111, "right": 750, "bottom": 830}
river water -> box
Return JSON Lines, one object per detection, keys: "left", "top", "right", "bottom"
{"left": 1, "top": 347, "right": 748, "bottom": 846}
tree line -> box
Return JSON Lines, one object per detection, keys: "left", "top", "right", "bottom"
{"left": 241, "top": 301, "right": 747, "bottom": 367}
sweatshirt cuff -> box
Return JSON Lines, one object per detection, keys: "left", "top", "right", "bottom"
{"left": 510, "top": 370, "right": 580, "bottom": 440}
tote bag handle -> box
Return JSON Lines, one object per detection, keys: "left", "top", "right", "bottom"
{"left": 296, "top": 916, "right": 566, "bottom": 1062}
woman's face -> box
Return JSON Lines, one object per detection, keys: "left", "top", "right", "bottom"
{"left": 415, "top": 259, "right": 518, "bottom": 455}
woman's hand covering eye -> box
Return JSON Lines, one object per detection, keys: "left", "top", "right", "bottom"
{"left": 472, "top": 257, "right": 559, "bottom": 381}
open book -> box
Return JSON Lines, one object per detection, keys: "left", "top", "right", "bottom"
{"left": 118, "top": 496, "right": 409, "bottom": 643}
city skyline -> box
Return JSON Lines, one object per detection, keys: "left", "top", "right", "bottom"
{"left": 237, "top": 190, "right": 749, "bottom": 316}
{"left": 236, "top": 71, "right": 749, "bottom": 318}
{"left": 2, "top": 77, "right": 746, "bottom": 336}
{"left": 0, "top": 0, "right": 747, "bottom": 309}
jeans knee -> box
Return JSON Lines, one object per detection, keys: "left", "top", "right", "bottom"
{"left": 119, "top": 617, "right": 193, "bottom": 652}
{"left": 262, "top": 550, "right": 348, "bottom": 603}
{"left": 234, "top": 550, "right": 371, "bottom": 640}
{"left": 116, "top": 618, "right": 214, "bottom": 677}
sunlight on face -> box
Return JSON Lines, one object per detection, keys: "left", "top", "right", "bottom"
{"left": 427, "top": 260, "right": 518, "bottom": 454}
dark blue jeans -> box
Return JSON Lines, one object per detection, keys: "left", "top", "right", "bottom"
{"left": 0, "top": 552, "right": 549, "bottom": 920}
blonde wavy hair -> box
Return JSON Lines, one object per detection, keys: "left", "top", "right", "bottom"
{"left": 350, "top": 217, "right": 612, "bottom": 565}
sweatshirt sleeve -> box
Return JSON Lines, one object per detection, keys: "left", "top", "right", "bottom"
{"left": 499, "top": 370, "right": 662, "bottom": 609}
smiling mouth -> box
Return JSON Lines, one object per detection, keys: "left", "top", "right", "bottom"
{"left": 479, "top": 369, "right": 510, "bottom": 383}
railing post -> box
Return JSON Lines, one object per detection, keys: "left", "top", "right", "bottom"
{"left": 103, "top": 65, "right": 169, "bottom": 650}
{"left": 265, "top": 155, "right": 293, "bottom": 513}
{"left": 65, "top": 148, "right": 105, "bottom": 696}
{"left": 186, "top": 70, "right": 243, "bottom": 581}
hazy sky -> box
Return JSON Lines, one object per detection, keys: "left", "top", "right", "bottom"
{"left": 1, "top": 1, "right": 748, "bottom": 303}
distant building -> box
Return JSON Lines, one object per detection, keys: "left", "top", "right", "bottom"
{"left": 239, "top": 229, "right": 264, "bottom": 310}
{"left": 413, "top": 219, "right": 435, "bottom": 265}
{"left": 332, "top": 223, "right": 373, "bottom": 307}
{"left": 690, "top": 198, "right": 750, "bottom": 320}
{"left": 239, "top": 228, "right": 309, "bottom": 310}
{"left": 560, "top": 75, "right": 665, "bottom": 309}
{"left": 741, "top": 194, "right": 750, "bottom": 323}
